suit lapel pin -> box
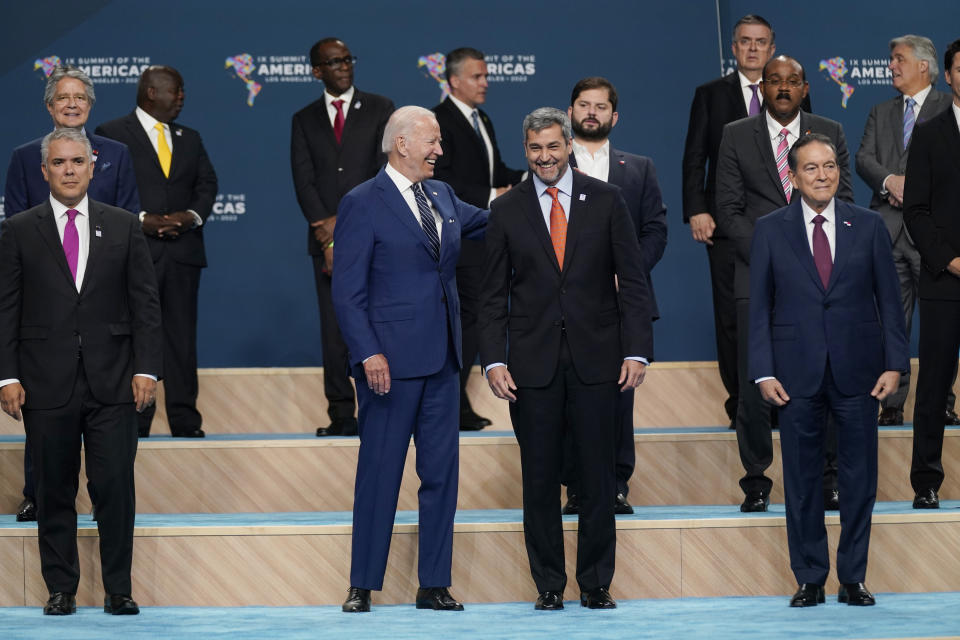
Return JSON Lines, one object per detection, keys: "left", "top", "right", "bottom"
{"left": 448, "top": 217, "right": 454, "bottom": 223}
{"left": 354, "top": 100, "right": 362, "bottom": 110}
{"left": 100, "top": 161, "right": 112, "bottom": 171}
{"left": 175, "top": 128, "right": 183, "bottom": 136}
{"left": 579, "top": 193, "right": 586, "bottom": 201}
{"left": 842, "top": 220, "right": 852, "bottom": 227}
{"left": 95, "top": 225, "right": 103, "bottom": 238}
{"left": 432, "top": 191, "right": 438, "bottom": 196}
{"left": 92, "top": 149, "right": 99, "bottom": 162}
{"left": 619, "top": 160, "right": 625, "bottom": 165}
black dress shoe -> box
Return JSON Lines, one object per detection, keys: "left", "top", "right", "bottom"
{"left": 342, "top": 587, "right": 371, "bottom": 612}
{"left": 104, "top": 594, "right": 140, "bottom": 615}
{"left": 317, "top": 417, "right": 359, "bottom": 437}
{"left": 789, "top": 583, "right": 825, "bottom": 607}
{"left": 459, "top": 410, "right": 492, "bottom": 431}
{"left": 43, "top": 592, "right": 76, "bottom": 615}
{"left": 580, "top": 586, "right": 616, "bottom": 609}
{"left": 740, "top": 493, "right": 769, "bottom": 513}
{"left": 824, "top": 488, "right": 839, "bottom": 511}
{"left": 535, "top": 591, "right": 564, "bottom": 610}
{"left": 946, "top": 409, "right": 960, "bottom": 426}
{"left": 838, "top": 582, "right": 875, "bottom": 606}
{"left": 614, "top": 492, "right": 634, "bottom": 515}
{"left": 913, "top": 488, "right": 940, "bottom": 509}
{"left": 415, "top": 586, "right": 463, "bottom": 611}
{"left": 877, "top": 407, "right": 904, "bottom": 426}
{"left": 561, "top": 494, "right": 579, "bottom": 515}
{"left": 16, "top": 497, "right": 36, "bottom": 522}
{"left": 171, "top": 428, "right": 205, "bottom": 438}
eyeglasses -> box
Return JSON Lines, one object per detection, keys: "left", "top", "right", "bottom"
{"left": 317, "top": 56, "right": 357, "bottom": 70}
{"left": 53, "top": 94, "right": 89, "bottom": 105}
{"left": 762, "top": 77, "right": 804, "bottom": 89}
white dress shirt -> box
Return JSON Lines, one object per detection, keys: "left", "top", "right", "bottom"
{"left": 134, "top": 106, "right": 202, "bottom": 227}
{"left": 448, "top": 94, "right": 497, "bottom": 205}
{"left": 739, "top": 71, "right": 762, "bottom": 115}
{"left": 953, "top": 103, "right": 960, "bottom": 134}
{"left": 384, "top": 162, "right": 442, "bottom": 241}
{"left": 324, "top": 85, "right": 354, "bottom": 128}
{"left": 765, "top": 110, "right": 802, "bottom": 159}
{"left": 571, "top": 139, "right": 610, "bottom": 182}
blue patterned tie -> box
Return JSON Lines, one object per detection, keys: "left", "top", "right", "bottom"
{"left": 903, "top": 96, "right": 917, "bottom": 149}
{"left": 413, "top": 183, "right": 440, "bottom": 260}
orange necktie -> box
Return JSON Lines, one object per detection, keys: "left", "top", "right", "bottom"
{"left": 546, "top": 187, "right": 567, "bottom": 269}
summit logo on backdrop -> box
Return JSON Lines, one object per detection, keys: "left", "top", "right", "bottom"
{"left": 419, "top": 52, "right": 536, "bottom": 100}
{"left": 225, "top": 53, "right": 313, "bottom": 106}
{"left": 34, "top": 54, "right": 151, "bottom": 84}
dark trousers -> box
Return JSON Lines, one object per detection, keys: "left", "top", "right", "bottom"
{"left": 911, "top": 299, "right": 960, "bottom": 492}
{"left": 736, "top": 299, "right": 838, "bottom": 497}
{"left": 707, "top": 237, "right": 739, "bottom": 421}
{"left": 23, "top": 364, "right": 139, "bottom": 595}
{"left": 349, "top": 347, "right": 460, "bottom": 590}
{"left": 312, "top": 256, "right": 356, "bottom": 422}
{"left": 780, "top": 363, "right": 878, "bottom": 585}
{"left": 456, "top": 259, "right": 482, "bottom": 415}
{"left": 563, "top": 389, "right": 635, "bottom": 498}
{"left": 138, "top": 254, "right": 202, "bottom": 435}
{"left": 510, "top": 337, "right": 618, "bottom": 594}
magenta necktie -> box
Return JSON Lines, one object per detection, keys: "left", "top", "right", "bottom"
{"left": 775, "top": 129, "right": 792, "bottom": 202}
{"left": 63, "top": 208, "right": 79, "bottom": 281}
{"left": 748, "top": 84, "right": 761, "bottom": 116}
{"left": 812, "top": 214, "right": 832, "bottom": 288}
{"left": 332, "top": 99, "right": 345, "bottom": 144}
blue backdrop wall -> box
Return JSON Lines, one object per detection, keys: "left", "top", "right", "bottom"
{"left": 1, "top": 1, "right": 957, "bottom": 366}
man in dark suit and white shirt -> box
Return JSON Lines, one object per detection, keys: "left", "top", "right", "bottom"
{"left": 856, "top": 34, "right": 958, "bottom": 428}
{"left": 0, "top": 128, "right": 162, "bottom": 616}
{"left": 716, "top": 55, "right": 852, "bottom": 513}
{"left": 750, "top": 134, "right": 907, "bottom": 607}
{"left": 903, "top": 38, "right": 960, "bottom": 510}
{"left": 96, "top": 65, "right": 218, "bottom": 438}
{"left": 333, "top": 106, "right": 488, "bottom": 613}
{"left": 4, "top": 65, "right": 141, "bottom": 523}
{"left": 561, "top": 76, "right": 667, "bottom": 516}
{"left": 682, "top": 15, "right": 809, "bottom": 427}
{"left": 432, "top": 47, "right": 524, "bottom": 431}
{"left": 291, "top": 37, "right": 394, "bottom": 437}
{"left": 479, "top": 107, "right": 653, "bottom": 611}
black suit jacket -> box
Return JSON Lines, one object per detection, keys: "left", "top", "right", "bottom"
{"left": 95, "top": 113, "right": 218, "bottom": 267}
{"left": 715, "top": 111, "right": 853, "bottom": 299}
{"left": 478, "top": 171, "right": 654, "bottom": 387}
{"left": 0, "top": 199, "right": 161, "bottom": 409}
{"left": 904, "top": 106, "right": 960, "bottom": 300}
{"left": 682, "top": 71, "right": 812, "bottom": 227}
{"left": 290, "top": 88, "right": 394, "bottom": 256}
{"left": 569, "top": 147, "right": 667, "bottom": 319}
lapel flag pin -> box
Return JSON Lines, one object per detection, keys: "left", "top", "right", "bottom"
{"left": 448, "top": 217, "right": 454, "bottom": 223}
{"left": 579, "top": 193, "right": 586, "bottom": 201}
{"left": 432, "top": 191, "right": 438, "bottom": 196}
{"left": 619, "top": 160, "right": 625, "bottom": 165}
{"left": 95, "top": 225, "right": 103, "bottom": 238}
{"left": 175, "top": 128, "right": 183, "bottom": 136}
{"left": 354, "top": 101, "right": 362, "bottom": 110}
{"left": 843, "top": 220, "right": 852, "bottom": 227}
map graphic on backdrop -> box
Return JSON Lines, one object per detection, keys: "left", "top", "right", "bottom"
{"left": 34, "top": 56, "right": 62, "bottom": 77}
{"left": 225, "top": 54, "right": 262, "bottom": 106}
{"left": 418, "top": 53, "right": 449, "bottom": 101}
{"left": 819, "top": 57, "right": 856, "bottom": 108}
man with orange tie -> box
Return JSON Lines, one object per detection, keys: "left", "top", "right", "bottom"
{"left": 96, "top": 66, "right": 218, "bottom": 438}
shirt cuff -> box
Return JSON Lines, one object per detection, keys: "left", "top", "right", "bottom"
{"left": 484, "top": 363, "right": 506, "bottom": 376}
{"left": 624, "top": 357, "right": 649, "bottom": 365}
{"left": 754, "top": 376, "right": 775, "bottom": 383}
{"left": 134, "top": 373, "right": 158, "bottom": 381}
{"left": 0, "top": 378, "right": 20, "bottom": 388}
{"left": 880, "top": 174, "right": 894, "bottom": 196}
{"left": 187, "top": 210, "right": 203, "bottom": 227}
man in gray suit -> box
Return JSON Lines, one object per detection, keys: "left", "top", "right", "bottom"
{"left": 855, "top": 34, "right": 958, "bottom": 427}
{"left": 716, "top": 55, "right": 853, "bottom": 513}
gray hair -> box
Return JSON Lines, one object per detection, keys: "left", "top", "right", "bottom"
{"left": 43, "top": 65, "right": 96, "bottom": 108}
{"left": 41, "top": 128, "right": 94, "bottom": 166}
{"left": 382, "top": 105, "right": 437, "bottom": 153}
{"left": 522, "top": 107, "right": 572, "bottom": 142}
{"left": 890, "top": 35, "right": 939, "bottom": 84}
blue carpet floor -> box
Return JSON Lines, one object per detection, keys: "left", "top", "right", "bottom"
{"left": 2, "top": 593, "right": 959, "bottom": 640}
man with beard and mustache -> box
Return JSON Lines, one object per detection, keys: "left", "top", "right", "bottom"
{"left": 96, "top": 66, "right": 218, "bottom": 439}
{"left": 560, "top": 77, "right": 667, "bottom": 517}
{"left": 715, "top": 55, "right": 852, "bottom": 513}
{"left": 479, "top": 107, "right": 653, "bottom": 610}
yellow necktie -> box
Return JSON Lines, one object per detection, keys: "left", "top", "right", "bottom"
{"left": 154, "top": 122, "right": 171, "bottom": 178}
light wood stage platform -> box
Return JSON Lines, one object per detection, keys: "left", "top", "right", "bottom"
{"left": 1, "top": 504, "right": 958, "bottom": 607}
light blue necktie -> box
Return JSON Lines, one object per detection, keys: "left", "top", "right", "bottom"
{"left": 903, "top": 96, "right": 917, "bottom": 149}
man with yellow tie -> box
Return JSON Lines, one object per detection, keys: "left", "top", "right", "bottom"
{"left": 96, "top": 66, "right": 218, "bottom": 438}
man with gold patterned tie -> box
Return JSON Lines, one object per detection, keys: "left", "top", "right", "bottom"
{"left": 96, "top": 66, "right": 218, "bottom": 438}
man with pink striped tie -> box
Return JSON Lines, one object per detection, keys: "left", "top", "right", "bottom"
{"left": 715, "top": 55, "right": 853, "bottom": 514}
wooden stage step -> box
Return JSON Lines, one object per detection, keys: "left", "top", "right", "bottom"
{"left": 2, "top": 428, "right": 958, "bottom": 514}
{"left": 2, "top": 502, "right": 959, "bottom": 607}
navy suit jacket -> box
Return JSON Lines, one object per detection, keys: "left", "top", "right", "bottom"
{"left": 748, "top": 198, "right": 908, "bottom": 398}
{"left": 331, "top": 168, "right": 487, "bottom": 379}
{"left": 569, "top": 147, "right": 667, "bottom": 319}
{"left": 4, "top": 132, "right": 140, "bottom": 216}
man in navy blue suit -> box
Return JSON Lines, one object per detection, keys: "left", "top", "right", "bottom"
{"left": 332, "top": 105, "right": 487, "bottom": 613}
{"left": 561, "top": 76, "right": 667, "bottom": 516}
{"left": 749, "top": 134, "right": 907, "bottom": 607}
{"left": 3, "top": 65, "right": 140, "bottom": 523}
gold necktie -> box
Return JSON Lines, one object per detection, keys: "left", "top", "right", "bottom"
{"left": 154, "top": 122, "right": 171, "bottom": 178}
